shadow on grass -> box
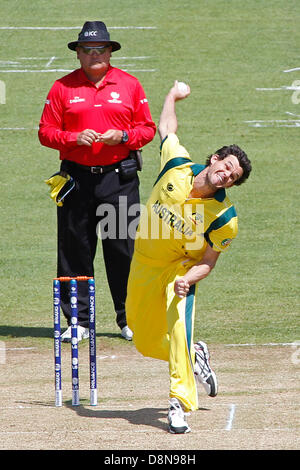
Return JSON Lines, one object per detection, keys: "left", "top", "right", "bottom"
{"left": 0, "top": 325, "right": 122, "bottom": 340}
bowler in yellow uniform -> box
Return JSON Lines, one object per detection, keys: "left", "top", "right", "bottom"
{"left": 126, "top": 81, "right": 252, "bottom": 434}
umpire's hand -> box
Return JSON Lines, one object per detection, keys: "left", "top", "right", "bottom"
{"left": 77, "top": 129, "right": 100, "bottom": 146}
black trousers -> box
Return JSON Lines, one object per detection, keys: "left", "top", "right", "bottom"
{"left": 57, "top": 161, "right": 140, "bottom": 329}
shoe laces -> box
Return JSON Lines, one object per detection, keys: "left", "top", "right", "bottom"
{"left": 194, "top": 343, "right": 212, "bottom": 379}
{"left": 168, "top": 401, "right": 189, "bottom": 430}
{"left": 169, "top": 399, "right": 190, "bottom": 416}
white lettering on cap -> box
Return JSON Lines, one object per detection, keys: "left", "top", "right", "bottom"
{"left": 84, "top": 31, "right": 97, "bottom": 37}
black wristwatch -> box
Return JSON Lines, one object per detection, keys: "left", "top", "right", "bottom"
{"left": 120, "top": 130, "right": 129, "bottom": 144}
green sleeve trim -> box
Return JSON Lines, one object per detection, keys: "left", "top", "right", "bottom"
{"left": 205, "top": 206, "right": 237, "bottom": 235}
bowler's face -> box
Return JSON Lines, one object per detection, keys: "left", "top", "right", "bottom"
{"left": 207, "top": 154, "right": 243, "bottom": 189}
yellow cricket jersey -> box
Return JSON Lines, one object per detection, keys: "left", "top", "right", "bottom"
{"left": 134, "top": 133, "right": 238, "bottom": 263}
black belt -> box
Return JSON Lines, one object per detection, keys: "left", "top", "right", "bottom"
{"left": 67, "top": 161, "right": 120, "bottom": 174}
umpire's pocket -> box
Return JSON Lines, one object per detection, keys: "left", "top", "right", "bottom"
{"left": 118, "top": 158, "right": 138, "bottom": 181}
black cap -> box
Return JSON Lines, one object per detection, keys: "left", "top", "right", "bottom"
{"left": 68, "top": 21, "right": 121, "bottom": 52}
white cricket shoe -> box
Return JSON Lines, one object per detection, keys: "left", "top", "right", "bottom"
{"left": 194, "top": 341, "right": 218, "bottom": 397}
{"left": 168, "top": 398, "right": 191, "bottom": 434}
{"left": 121, "top": 326, "right": 133, "bottom": 341}
{"left": 61, "top": 325, "right": 89, "bottom": 343}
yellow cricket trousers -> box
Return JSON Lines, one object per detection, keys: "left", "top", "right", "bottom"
{"left": 126, "top": 252, "right": 198, "bottom": 411}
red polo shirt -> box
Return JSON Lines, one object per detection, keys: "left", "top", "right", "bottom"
{"left": 38, "top": 66, "right": 156, "bottom": 166}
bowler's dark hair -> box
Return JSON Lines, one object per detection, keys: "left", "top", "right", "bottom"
{"left": 205, "top": 144, "right": 252, "bottom": 185}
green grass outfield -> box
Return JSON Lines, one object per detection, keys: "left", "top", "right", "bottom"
{"left": 0, "top": 0, "right": 299, "bottom": 348}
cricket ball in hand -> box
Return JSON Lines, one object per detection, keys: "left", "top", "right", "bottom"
{"left": 177, "top": 81, "right": 189, "bottom": 93}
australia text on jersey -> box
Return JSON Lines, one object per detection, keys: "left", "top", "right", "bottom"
{"left": 95, "top": 197, "right": 206, "bottom": 250}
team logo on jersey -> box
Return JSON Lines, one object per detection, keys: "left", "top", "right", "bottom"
{"left": 70, "top": 96, "right": 85, "bottom": 104}
{"left": 221, "top": 238, "right": 232, "bottom": 246}
{"left": 108, "top": 92, "right": 122, "bottom": 103}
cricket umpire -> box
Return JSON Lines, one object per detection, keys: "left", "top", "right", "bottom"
{"left": 39, "top": 21, "right": 156, "bottom": 341}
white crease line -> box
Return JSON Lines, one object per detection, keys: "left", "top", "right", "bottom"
{"left": 0, "top": 68, "right": 156, "bottom": 73}
{"left": 250, "top": 124, "right": 300, "bottom": 128}
{"left": 286, "top": 111, "right": 300, "bottom": 117}
{"left": 0, "top": 56, "right": 155, "bottom": 73}
{"left": 98, "top": 355, "right": 116, "bottom": 360}
{"left": 45, "top": 56, "right": 56, "bottom": 68}
{"left": 225, "top": 404, "right": 236, "bottom": 431}
{"left": 256, "top": 87, "right": 283, "bottom": 91}
{"left": 0, "top": 127, "right": 39, "bottom": 130}
{"left": 18, "top": 57, "right": 55, "bottom": 59}
{"left": 245, "top": 120, "right": 300, "bottom": 123}
{"left": 0, "top": 26, "right": 157, "bottom": 30}
{"left": 113, "top": 56, "right": 152, "bottom": 60}
{"left": 256, "top": 86, "right": 300, "bottom": 91}
{"left": 120, "top": 69, "right": 156, "bottom": 72}
{"left": 13, "top": 56, "right": 151, "bottom": 60}
{"left": 0, "top": 69, "right": 73, "bottom": 73}
{"left": 283, "top": 67, "right": 300, "bottom": 73}
{"left": 110, "top": 26, "right": 157, "bottom": 30}
{"left": 244, "top": 119, "right": 300, "bottom": 128}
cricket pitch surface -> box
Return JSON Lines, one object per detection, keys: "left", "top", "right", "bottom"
{"left": 0, "top": 340, "right": 299, "bottom": 450}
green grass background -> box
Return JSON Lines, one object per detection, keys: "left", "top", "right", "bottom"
{"left": 0, "top": 0, "right": 299, "bottom": 347}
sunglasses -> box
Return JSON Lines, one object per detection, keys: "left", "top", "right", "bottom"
{"left": 79, "top": 45, "right": 110, "bottom": 55}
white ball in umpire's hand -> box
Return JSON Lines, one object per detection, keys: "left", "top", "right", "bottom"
{"left": 177, "top": 81, "right": 189, "bottom": 93}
